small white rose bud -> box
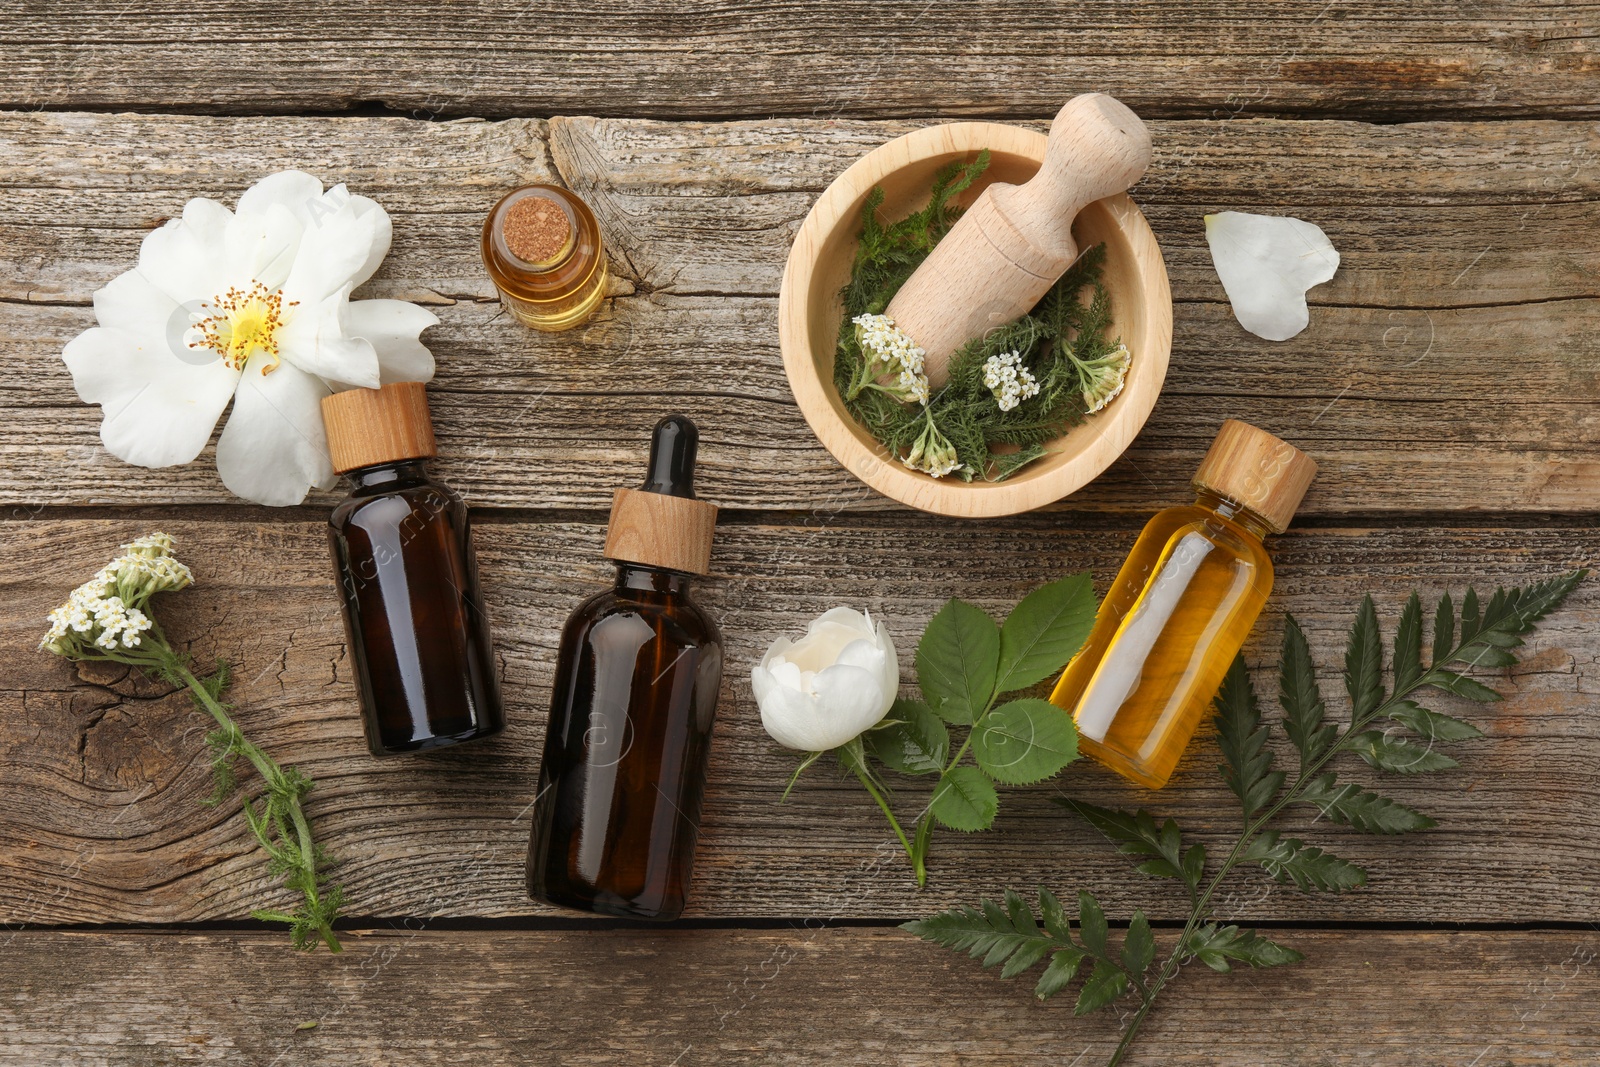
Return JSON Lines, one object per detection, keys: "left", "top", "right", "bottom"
{"left": 752, "top": 607, "right": 900, "bottom": 752}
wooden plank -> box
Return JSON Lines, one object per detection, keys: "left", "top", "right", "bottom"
{"left": 1, "top": 517, "right": 1593, "bottom": 925}
{"left": 3, "top": 927, "right": 1598, "bottom": 1064}
{"left": 1, "top": 2, "right": 1597, "bottom": 120}
{"left": 0, "top": 112, "right": 1596, "bottom": 513}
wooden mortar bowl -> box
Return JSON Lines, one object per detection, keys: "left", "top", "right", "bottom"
{"left": 779, "top": 122, "right": 1172, "bottom": 518}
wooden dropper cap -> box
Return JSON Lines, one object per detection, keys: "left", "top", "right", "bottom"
{"left": 604, "top": 415, "right": 718, "bottom": 576}
{"left": 320, "top": 381, "right": 438, "bottom": 474}
{"left": 1191, "top": 419, "right": 1318, "bottom": 534}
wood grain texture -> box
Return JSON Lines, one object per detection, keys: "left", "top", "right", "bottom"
{"left": 4, "top": 927, "right": 1598, "bottom": 1065}
{"left": 1, "top": 517, "right": 1592, "bottom": 925}
{"left": 1, "top": 2, "right": 1597, "bottom": 120}
{"left": 0, "top": 112, "right": 1596, "bottom": 512}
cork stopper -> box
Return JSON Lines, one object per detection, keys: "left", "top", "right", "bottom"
{"left": 501, "top": 194, "right": 574, "bottom": 267}
{"left": 320, "top": 381, "right": 437, "bottom": 475}
{"left": 603, "top": 416, "right": 718, "bottom": 576}
{"left": 1191, "top": 419, "right": 1318, "bottom": 534}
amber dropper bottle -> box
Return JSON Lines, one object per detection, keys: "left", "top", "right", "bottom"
{"left": 1050, "top": 420, "right": 1318, "bottom": 789}
{"left": 527, "top": 415, "right": 723, "bottom": 920}
{"left": 322, "top": 381, "right": 504, "bottom": 757}
{"left": 481, "top": 184, "right": 608, "bottom": 331}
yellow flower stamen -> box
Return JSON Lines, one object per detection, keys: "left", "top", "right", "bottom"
{"left": 190, "top": 281, "right": 298, "bottom": 372}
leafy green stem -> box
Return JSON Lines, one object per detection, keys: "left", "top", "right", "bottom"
{"left": 161, "top": 643, "right": 342, "bottom": 954}
{"left": 1108, "top": 581, "right": 1584, "bottom": 1062}
{"left": 850, "top": 761, "right": 924, "bottom": 887}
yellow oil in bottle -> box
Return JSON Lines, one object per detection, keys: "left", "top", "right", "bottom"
{"left": 1051, "top": 493, "right": 1273, "bottom": 788}
{"left": 1051, "top": 421, "right": 1318, "bottom": 789}
{"left": 481, "top": 185, "right": 608, "bottom": 332}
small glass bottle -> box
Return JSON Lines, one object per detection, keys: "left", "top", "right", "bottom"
{"left": 481, "top": 184, "right": 608, "bottom": 332}
{"left": 1051, "top": 420, "right": 1317, "bottom": 789}
{"left": 321, "top": 381, "right": 504, "bottom": 757}
{"left": 527, "top": 415, "right": 723, "bottom": 920}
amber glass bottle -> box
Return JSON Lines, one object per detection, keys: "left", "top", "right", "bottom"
{"left": 1051, "top": 420, "right": 1317, "bottom": 789}
{"left": 527, "top": 415, "right": 723, "bottom": 920}
{"left": 321, "top": 381, "right": 504, "bottom": 757}
{"left": 481, "top": 184, "right": 608, "bottom": 332}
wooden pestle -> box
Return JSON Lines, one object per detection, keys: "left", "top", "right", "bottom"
{"left": 884, "top": 93, "right": 1152, "bottom": 387}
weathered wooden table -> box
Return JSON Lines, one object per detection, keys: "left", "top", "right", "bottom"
{"left": 3, "top": 4, "right": 1598, "bottom": 1063}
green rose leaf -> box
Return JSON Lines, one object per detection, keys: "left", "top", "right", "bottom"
{"left": 930, "top": 766, "right": 999, "bottom": 832}
{"left": 995, "top": 573, "right": 1097, "bottom": 693}
{"left": 864, "top": 699, "right": 950, "bottom": 775}
{"left": 917, "top": 598, "right": 1000, "bottom": 725}
{"left": 971, "top": 698, "right": 1079, "bottom": 785}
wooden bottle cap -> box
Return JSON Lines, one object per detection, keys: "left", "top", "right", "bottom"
{"left": 320, "top": 381, "right": 437, "bottom": 474}
{"left": 1191, "top": 419, "right": 1318, "bottom": 534}
{"left": 603, "top": 415, "right": 718, "bottom": 575}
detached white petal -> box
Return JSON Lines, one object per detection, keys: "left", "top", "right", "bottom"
{"left": 752, "top": 607, "right": 900, "bottom": 752}
{"left": 1205, "top": 211, "right": 1340, "bottom": 341}
{"left": 60, "top": 169, "right": 436, "bottom": 506}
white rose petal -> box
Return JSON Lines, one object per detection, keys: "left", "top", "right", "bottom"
{"left": 214, "top": 353, "right": 336, "bottom": 507}
{"left": 1204, "top": 211, "right": 1340, "bottom": 341}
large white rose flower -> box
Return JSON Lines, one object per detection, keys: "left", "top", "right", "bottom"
{"left": 62, "top": 170, "right": 440, "bottom": 506}
{"left": 752, "top": 607, "right": 900, "bottom": 752}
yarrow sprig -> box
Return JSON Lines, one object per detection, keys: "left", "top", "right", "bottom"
{"left": 1069, "top": 340, "right": 1132, "bottom": 414}
{"left": 981, "top": 350, "right": 1041, "bottom": 412}
{"left": 40, "top": 533, "right": 344, "bottom": 952}
{"left": 904, "top": 408, "right": 967, "bottom": 479}
{"left": 848, "top": 313, "right": 932, "bottom": 406}
{"left": 42, "top": 533, "right": 188, "bottom": 653}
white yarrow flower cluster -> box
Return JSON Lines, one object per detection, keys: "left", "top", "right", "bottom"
{"left": 1075, "top": 342, "right": 1133, "bottom": 414}
{"left": 981, "top": 350, "right": 1041, "bottom": 412}
{"left": 903, "top": 410, "right": 966, "bottom": 480}
{"left": 41, "top": 532, "right": 193, "bottom": 655}
{"left": 852, "top": 313, "right": 931, "bottom": 405}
